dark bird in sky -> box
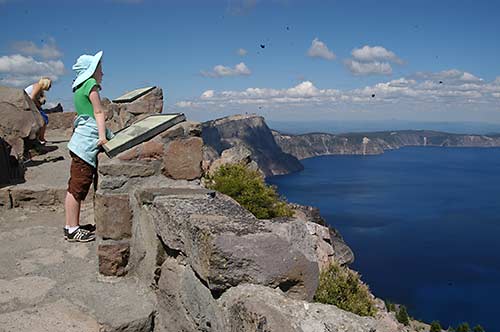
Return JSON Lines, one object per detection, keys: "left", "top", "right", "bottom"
{"left": 260, "top": 44, "right": 265, "bottom": 49}
{"left": 371, "top": 94, "right": 375, "bottom": 98}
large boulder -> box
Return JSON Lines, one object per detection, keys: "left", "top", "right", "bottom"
{"left": 0, "top": 86, "right": 44, "bottom": 185}
{"left": 220, "top": 284, "right": 405, "bottom": 332}
{"left": 291, "top": 204, "right": 355, "bottom": 266}
{"left": 0, "top": 86, "right": 44, "bottom": 154}
{"left": 144, "top": 189, "right": 319, "bottom": 301}
{"left": 207, "top": 145, "right": 260, "bottom": 176}
{"left": 156, "top": 258, "right": 227, "bottom": 332}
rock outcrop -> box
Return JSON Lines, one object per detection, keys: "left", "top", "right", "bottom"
{"left": 102, "top": 87, "right": 163, "bottom": 133}
{"left": 273, "top": 130, "right": 500, "bottom": 159}
{"left": 0, "top": 86, "right": 44, "bottom": 185}
{"left": 91, "top": 115, "right": 412, "bottom": 332}
{"left": 202, "top": 114, "right": 303, "bottom": 177}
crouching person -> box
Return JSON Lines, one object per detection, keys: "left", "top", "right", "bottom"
{"left": 64, "top": 51, "right": 113, "bottom": 242}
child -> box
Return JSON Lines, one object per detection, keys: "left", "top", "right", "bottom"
{"left": 25, "top": 77, "right": 51, "bottom": 144}
{"left": 64, "top": 51, "right": 113, "bottom": 242}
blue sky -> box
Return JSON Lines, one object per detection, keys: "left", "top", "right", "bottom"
{"left": 1, "top": 0, "right": 500, "bottom": 125}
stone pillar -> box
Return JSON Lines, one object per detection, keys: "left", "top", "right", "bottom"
{"left": 95, "top": 191, "right": 132, "bottom": 277}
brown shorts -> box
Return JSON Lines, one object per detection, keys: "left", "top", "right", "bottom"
{"left": 67, "top": 152, "right": 97, "bottom": 202}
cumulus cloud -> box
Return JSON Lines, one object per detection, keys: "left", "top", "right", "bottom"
{"left": 307, "top": 38, "right": 336, "bottom": 60}
{"left": 413, "top": 69, "right": 483, "bottom": 83}
{"left": 0, "top": 54, "right": 65, "bottom": 87}
{"left": 201, "top": 62, "right": 251, "bottom": 78}
{"left": 351, "top": 45, "right": 403, "bottom": 64}
{"left": 344, "top": 60, "right": 392, "bottom": 75}
{"left": 12, "top": 38, "right": 62, "bottom": 59}
{"left": 175, "top": 69, "right": 500, "bottom": 116}
{"left": 344, "top": 45, "right": 403, "bottom": 76}
{"left": 237, "top": 48, "right": 248, "bottom": 56}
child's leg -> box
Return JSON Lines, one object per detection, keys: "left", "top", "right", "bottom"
{"left": 39, "top": 124, "right": 47, "bottom": 141}
{"left": 66, "top": 152, "right": 94, "bottom": 227}
{"left": 65, "top": 191, "right": 81, "bottom": 227}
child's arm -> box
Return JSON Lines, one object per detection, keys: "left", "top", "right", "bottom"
{"left": 89, "top": 87, "right": 108, "bottom": 146}
{"left": 29, "top": 83, "right": 43, "bottom": 109}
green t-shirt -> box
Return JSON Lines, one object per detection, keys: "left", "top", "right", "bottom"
{"left": 74, "top": 78, "right": 99, "bottom": 118}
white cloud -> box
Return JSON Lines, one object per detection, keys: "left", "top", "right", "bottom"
{"left": 175, "top": 101, "right": 195, "bottom": 108}
{"left": 12, "top": 38, "right": 62, "bottom": 59}
{"left": 344, "top": 45, "right": 403, "bottom": 76}
{"left": 351, "top": 45, "right": 403, "bottom": 64}
{"left": 175, "top": 69, "right": 500, "bottom": 116}
{"left": 0, "top": 54, "right": 65, "bottom": 87}
{"left": 344, "top": 59, "right": 392, "bottom": 75}
{"left": 237, "top": 48, "right": 248, "bottom": 56}
{"left": 307, "top": 38, "right": 336, "bottom": 60}
{"left": 414, "top": 69, "right": 483, "bottom": 83}
{"left": 201, "top": 62, "right": 251, "bottom": 78}
{"left": 201, "top": 90, "right": 215, "bottom": 99}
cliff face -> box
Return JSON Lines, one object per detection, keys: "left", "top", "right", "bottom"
{"left": 202, "top": 114, "right": 303, "bottom": 177}
{"left": 273, "top": 130, "right": 500, "bottom": 160}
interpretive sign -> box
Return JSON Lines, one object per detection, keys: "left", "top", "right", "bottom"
{"left": 112, "top": 86, "right": 156, "bottom": 103}
{"left": 103, "top": 113, "right": 186, "bottom": 158}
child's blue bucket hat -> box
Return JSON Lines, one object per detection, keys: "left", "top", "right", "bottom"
{"left": 72, "top": 51, "right": 103, "bottom": 89}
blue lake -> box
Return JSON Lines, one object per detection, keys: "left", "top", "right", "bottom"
{"left": 268, "top": 147, "right": 500, "bottom": 331}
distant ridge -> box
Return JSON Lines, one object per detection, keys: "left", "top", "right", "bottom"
{"left": 272, "top": 129, "right": 500, "bottom": 160}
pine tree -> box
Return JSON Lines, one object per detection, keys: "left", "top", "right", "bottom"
{"left": 430, "top": 321, "right": 442, "bottom": 332}
{"left": 472, "top": 325, "right": 485, "bottom": 332}
{"left": 456, "top": 322, "right": 471, "bottom": 332}
{"left": 396, "top": 305, "right": 410, "bottom": 326}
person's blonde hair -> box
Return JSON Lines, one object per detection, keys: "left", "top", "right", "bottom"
{"left": 38, "top": 77, "right": 52, "bottom": 90}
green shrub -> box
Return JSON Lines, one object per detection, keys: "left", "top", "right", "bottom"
{"left": 472, "top": 325, "right": 485, "bottom": 332}
{"left": 206, "top": 163, "right": 293, "bottom": 219}
{"left": 430, "top": 321, "right": 442, "bottom": 332}
{"left": 314, "top": 261, "right": 377, "bottom": 317}
{"left": 456, "top": 323, "right": 471, "bottom": 332}
{"left": 396, "top": 305, "right": 410, "bottom": 326}
{"left": 384, "top": 300, "right": 396, "bottom": 312}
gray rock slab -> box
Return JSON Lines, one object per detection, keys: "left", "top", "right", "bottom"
{"left": 0, "top": 299, "right": 99, "bottom": 332}
{"left": 149, "top": 192, "right": 318, "bottom": 301}
{"left": 0, "top": 206, "right": 156, "bottom": 332}
{"left": 156, "top": 258, "right": 227, "bottom": 332}
{"left": 219, "top": 284, "right": 404, "bottom": 332}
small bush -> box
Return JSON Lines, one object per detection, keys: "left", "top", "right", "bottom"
{"left": 472, "top": 325, "right": 485, "bottom": 332}
{"left": 396, "top": 305, "right": 410, "bottom": 326}
{"left": 456, "top": 323, "right": 471, "bottom": 332}
{"left": 430, "top": 321, "right": 442, "bottom": 332}
{"left": 206, "top": 163, "right": 293, "bottom": 219}
{"left": 314, "top": 261, "right": 377, "bottom": 317}
{"left": 384, "top": 300, "right": 396, "bottom": 312}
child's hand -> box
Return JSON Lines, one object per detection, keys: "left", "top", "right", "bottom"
{"left": 97, "top": 138, "right": 108, "bottom": 146}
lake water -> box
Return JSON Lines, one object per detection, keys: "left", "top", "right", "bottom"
{"left": 268, "top": 147, "right": 500, "bottom": 331}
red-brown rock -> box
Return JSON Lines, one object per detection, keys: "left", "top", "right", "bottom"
{"left": 95, "top": 193, "right": 133, "bottom": 240}
{"left": 98, "top": 242, "right": 130, "bottom": 276}
{"left": 117, "top": 140, "right": 164, "bottom": 161}
{"left": 162, "top": 137, "right": 203, "bottom": 180}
